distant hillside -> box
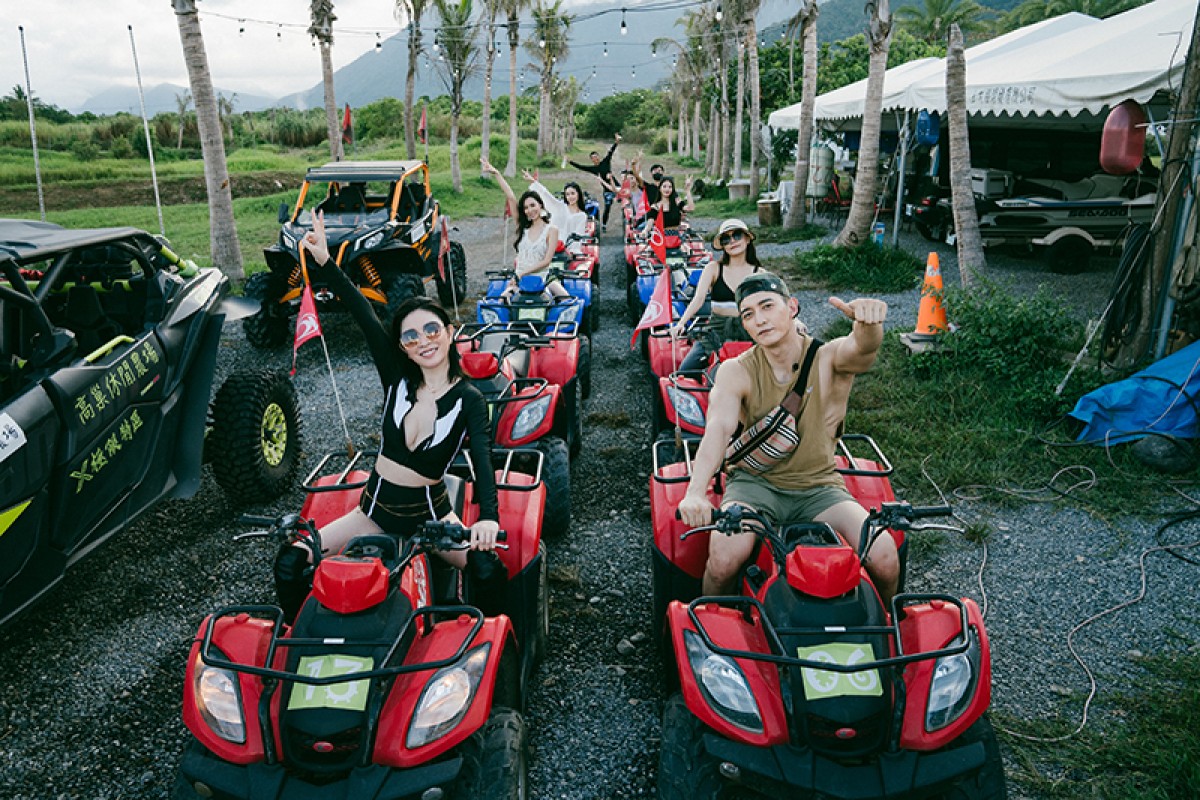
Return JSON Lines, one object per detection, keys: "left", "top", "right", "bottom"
{"left": 79, "top": 82, "right": 276, "bottom": 117}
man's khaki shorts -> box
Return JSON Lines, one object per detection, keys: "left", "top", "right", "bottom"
{"left": 723, "top": 471, "right": 856, "bottom": 524}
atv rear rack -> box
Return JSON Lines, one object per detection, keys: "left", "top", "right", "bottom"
{"left": 651, "top": 434, "right": 894, "bottom": 483}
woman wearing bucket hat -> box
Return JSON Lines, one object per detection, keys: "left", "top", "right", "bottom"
{"left": 670, "top": 218, "right": 763, "bottom": 372}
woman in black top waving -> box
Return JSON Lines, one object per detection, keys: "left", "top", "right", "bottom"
{"left": 273, "top": 211, "right": 501, "bottom": 621}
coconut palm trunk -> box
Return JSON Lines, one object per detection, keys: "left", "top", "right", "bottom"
{"left": 504, "top": 8, "right": 522, "bottom": 176}
{"left": 480, "top": 8, "right": 496, "bottom": 177}
{"left": 171, "top": 0, "right": 242, "bottom": 281}
{"left": 835, "top": 0, "right": 892, "bottom": 247}
{"left": 784, "top": 0, "right": 818, "bottom": 229}
{"left": 692, "top": 101, "right": 702, "bottom": 159}
{"left": 319, "top": 42, "right": 339, "bottom": 159}
{"left": 719, "top": 46, "right": 732, "bottom": 181}
{"left": 746, "top": 18, "right": 763, "bottom": 197}
{"left": 946, "top": 24, "right": 984, "bottom": 287}
{"left": 733, "top": 38, "right": 745, "bottom": 179}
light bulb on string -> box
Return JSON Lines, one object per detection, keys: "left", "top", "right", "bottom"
{"left": 631, "top": 67, "right": 636, "bottom": 79}
{"left": 277, "top": 24, "right": 282, "bottom": 42}
{"left": 715, "top": 4, "right": 723, "bottom": 22}
{"left": 539, "top": 37, "right": 546, "bottom": 48}
{"left": 620, "top": 9, "right": 627, "bottom": 36}
{"left": 603, "top": 42, "right": 608, "bottom": 57}
{"left": 376, "top": 32, "right": 382, "bottom": 52}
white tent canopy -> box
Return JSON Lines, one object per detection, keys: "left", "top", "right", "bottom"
{"left": 766, "top": 0, "right": 1194, "bottom": 131}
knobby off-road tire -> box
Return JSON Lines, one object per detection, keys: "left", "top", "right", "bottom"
{"left": 657, "top": 694, "right": 730, "bottom": 800}
{"left": 578, "top": 336, "right": 592, "bottom": 400}
{"left": 569, "top": 377, "right": 584, "bottom": 459}
{"left": 438, "top": 241, "right": 469, "bottom": 307}
{"left": 208, "top": 370, "right": 302, "bottom": 505}
{"left": 382, "top": 274, "right": 426, "bottom": 329}
{"left": 628, "top": 282, "right": 644, "bottom": 326}
{"left": 936, "top": 716, "right": 1008, "bottom": 800}
{"left": 452, "top": 708, "right": 528, "bottom": 800}
{"left": 242, "top": 271, "right": 289, "bottom": 349}
{"left": 538, "top": 437, "right": 571, "bottom": 539}
{"left": 531, "top": 541, "right": 549, "bottom": 671}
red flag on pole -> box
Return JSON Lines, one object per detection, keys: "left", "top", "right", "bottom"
{"left": 417, "top": 105, "right": 427, "bottom": 144}
{"left": 641, "top": 186, "right": 650, "bottom": 217}
{"left": 631, "top": 268, "right": 673, "bottom": 348}
{"left": 341, "top": 103, "right": 353, "bottom": 145}
{"left": 291, "top": 285, "right": 324, "bottom": 376}
{"left": 650, "top": 211, "right": 668, "bottom": 266}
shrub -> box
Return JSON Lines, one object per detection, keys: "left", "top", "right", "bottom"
{"left": 109, "top": 137, "right": 134, "bottom": 159}
{"left": 793, "top": 242, "right": 922, "bottom": 293}
{"left": 912, "top": 280, "right": 1083, "bottom": 416}
{"left": 70, "top": 140, "right": 101, "bottom": 162}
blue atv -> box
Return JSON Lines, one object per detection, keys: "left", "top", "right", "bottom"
{"left": 479, "top": 268, "right": 594, "bottom": 335}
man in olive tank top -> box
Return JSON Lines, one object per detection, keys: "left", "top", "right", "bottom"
{"left": 677, "top": 272, "right": 899, "bottom": 603}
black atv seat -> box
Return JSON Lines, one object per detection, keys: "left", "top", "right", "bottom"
{"left": 330, "top": 184, "right": 368, "bottom": 214}
{"left": 65, "top": 284, "right": 121, "bottom": 356}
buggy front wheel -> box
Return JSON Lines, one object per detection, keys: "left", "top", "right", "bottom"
{"left": 208, "top": 370, "right": 302, "bottom": 505}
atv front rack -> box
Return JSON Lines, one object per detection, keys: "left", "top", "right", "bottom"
{"left": 198, "top": 603, "right": 486, "bottom": 685}
{"left": 685, "top": 592, "right": 973, "bottom": 673}
{"left": 301, "top": 450, "right": 368, "bottom": 493}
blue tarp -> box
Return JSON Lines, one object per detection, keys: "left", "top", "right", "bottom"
{"left": 1069, "top": 341, "right": 1200, "bottom": 443}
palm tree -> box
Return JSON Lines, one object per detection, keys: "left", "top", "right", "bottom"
{"left": 525, "top": 1, "right": 571, "bottom": 159}
{"left": 479, "top": 0, "right": 497, "bottom": 177}
{"left": 945, "top": 24, "right": 984, "bottom": 286}
{"left": 309, "top": 0, "right": 340, "bottom": 160}
{"left": 835, "top": 0, "right": 892, "bottom": 247}
{"left": 741, "top": 0, "right": 765, "bottom": 197}
{"left": 217, "top": 92, "right": 237, "bottom": 146}
{"left": 395, "top": 0, "right": 431, "bottom": 159}
{"left": 550, "top": 76, "right": 581, "bottom": 156}
{"left": 170, "top": 0, "right": 242, "bottom": 281}
{"left": 499, "top": 0, "right": 532, "bottom": 176}
{"left": 174, "top": 89, "right": 191, "bottom": 148}
{"left": 433, "top": 0, "right": 481, "bottom": 191}
{"left": 894, "top": 0, "right": 985, "bottom": 45}
{"left": 1002, "top": 0, "right": 1148, "bottom": 30}
{"left": 783, "top": 0, "right": 818, "bottom": 229}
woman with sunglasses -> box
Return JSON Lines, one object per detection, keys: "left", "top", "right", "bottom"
{"left": 271, "top": 210, "right": 502, "bottom": 622}
{"left": 671, "top": 218, "right": 763, "bottom": 372}
{"left": 481, "top": 159, "right": 568, "bottom": 298}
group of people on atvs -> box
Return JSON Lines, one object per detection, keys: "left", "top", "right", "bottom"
{"left": 175, "top": 134, "right": 1005, "bottom": 798}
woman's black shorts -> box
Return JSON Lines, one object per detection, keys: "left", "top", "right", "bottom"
{"left": 359, "top": 472, "right": 452, "bottom": 537}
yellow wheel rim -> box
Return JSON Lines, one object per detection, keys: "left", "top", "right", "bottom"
{"left": 260, "top": 402, "right": 289, "bottom": 467}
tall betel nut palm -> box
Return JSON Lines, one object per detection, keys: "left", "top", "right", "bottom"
{"left": 946, "top": 23, "right": 985, "bottom": 287}
{"left": 170, "top": 0, "right": 243, "bottom": 280}
{"left": 499, "top": 0, "right": 532, "bottom": 176}
{"left": 835, "top": 0, "right": 893, "bottom": 248}
{"left": 309, "top": 0, "right": 341, "bottom": 160}
{"left": 479, "top": 0, "right": 498, "bottom": 177}
{"left": 525, "top": 1, "right": 571, "bottom": 159}
{"left": 433, "top": 0, "right": 482, "bottom": 192}
{"left": 783, "top": 0, "right": 819, "bottom": 229}
{"left": 396, "top": 0, "right": 431, "bottom": 159}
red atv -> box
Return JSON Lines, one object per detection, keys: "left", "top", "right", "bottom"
{"left": 651, "top": 336, "right": 753, "bottom": 439}
{"left": 456, "top": 322, "right": 587, "bottom": 538}
{"left": 649, "top": 438, "right": 1005, "bottom": 799}
{"left": 175, "top": 451, "right": 548, "bottom": 800}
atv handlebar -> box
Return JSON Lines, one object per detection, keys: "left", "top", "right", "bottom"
{"left": 414, "top": 519, "right": 509, "bottom": 551}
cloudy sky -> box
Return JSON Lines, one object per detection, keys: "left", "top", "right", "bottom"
{"left": 4, "top": 0, "right": 421, "bottom": 110}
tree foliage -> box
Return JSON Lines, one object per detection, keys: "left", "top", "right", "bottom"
{"left": 577, "top": 89, "right": 671, "bottom": 139}
{"left": 894, "top": 0, "right": 989, "bottom": 44}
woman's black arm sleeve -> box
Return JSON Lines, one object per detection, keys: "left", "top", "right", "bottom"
{"left": 463, "top": 388, "right": 500, "bottom": 521}
{"left": 315, "top": 257, "right": 399, "bottom": 384}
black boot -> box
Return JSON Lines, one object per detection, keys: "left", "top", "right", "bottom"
{"left": 273, "top": 545, "right": 313, "bottom": 624}
{"left": 466, "top": 550, "right": 508, "bottom": 619}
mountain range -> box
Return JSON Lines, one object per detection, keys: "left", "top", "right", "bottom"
{"left": 77, "top": 0, "right": 1024, "bottom": 117}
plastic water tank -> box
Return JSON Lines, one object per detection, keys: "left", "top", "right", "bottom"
{"left": 806, "top": 146, "right": 835, "bottom": 197}
{"left": 916, "top": 111, "right": 940, "bottom": 147}
{"left": 1100, "top": 100, "right": 1147, "bottom": 175}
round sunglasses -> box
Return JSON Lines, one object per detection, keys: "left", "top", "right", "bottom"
{"left": 399, "top": 320, "right": 446, "bottom": 349}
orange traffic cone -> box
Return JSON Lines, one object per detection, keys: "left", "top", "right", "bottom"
{"left": 901, "top": 253, "right": 947, "bottom": 353}
{"left": 914, "top": 252, "right": 947, "bottom": 334}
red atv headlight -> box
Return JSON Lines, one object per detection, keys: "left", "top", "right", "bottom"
{"left": 407, "top": 644, "right": 491, "bottom": 749}
{"left": 193, "top": 659, "right": 247, "bottom": 745}
{"left": 925, "top": 630, "right": 981, "bottom": 731}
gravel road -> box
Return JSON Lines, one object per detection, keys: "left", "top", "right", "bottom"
{"left": 1, "top": 214, "right": 1198, "bottom": 800}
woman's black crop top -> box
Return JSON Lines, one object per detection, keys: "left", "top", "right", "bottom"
{"left": 651, "top": 203, "right": 683, "bottom": 229}
{"left": 318, "top": 259, "right": 499, "bottom": 521}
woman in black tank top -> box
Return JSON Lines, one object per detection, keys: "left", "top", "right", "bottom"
{"left": 671, "top": 218, "right": 763, "bottom": 372}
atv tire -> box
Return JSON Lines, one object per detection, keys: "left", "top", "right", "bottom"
{"left": 538, "top": 437, "right": 571, "bottom": 538}
{"left": 242, "top": 272, "right": 289, "bottom": 349}
{"left": 453, "top": 708, "right": 528, "bottom": 800}
{"left": 657, "top": 694, "right": 730, "bottom": 800}
{"left": 568, "top": 376, "right": 584, "bottom": 459}
{"left": 628, "top": 282, "right": 644, "bottom": 326}
{"left": 208, "top": 370, "right": 302, "bottom": 505}
{"left": 531, "top": 541, "right": 549, "bottom": 671}
{"left": 935, "top": 716, "right": 1008, "bottom": 800}
{"left": 382, "top": 274, "right": 426, "bottom": 329}
{"left": 578, "top": 335, "right": 592, "bottom": 400}
{"left": 438, "top": 241, "right": 469, "bottom": 307}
